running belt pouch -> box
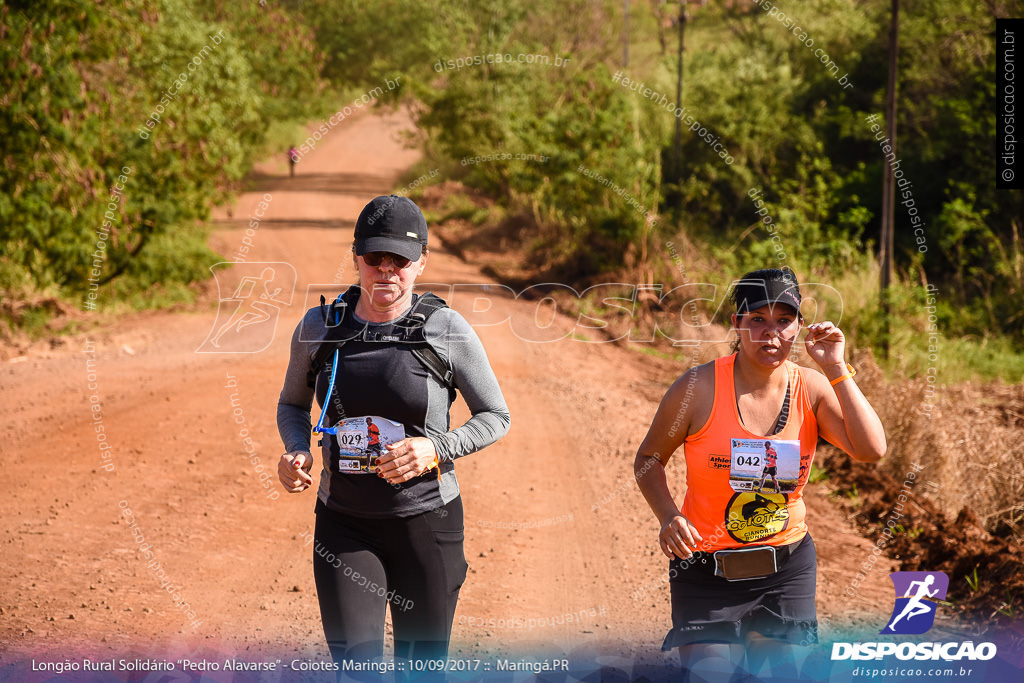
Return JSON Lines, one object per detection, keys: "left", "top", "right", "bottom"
{"left": 714, "top": 546, "right": 778, "bottom": 581}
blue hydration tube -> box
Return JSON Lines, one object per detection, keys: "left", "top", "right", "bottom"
{"left": 313, "top": 348, "right": 341, "bottom": 437}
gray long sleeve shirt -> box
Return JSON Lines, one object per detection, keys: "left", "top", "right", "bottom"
{"left": 277, "top": 298, "right": 510, "bottom": 517}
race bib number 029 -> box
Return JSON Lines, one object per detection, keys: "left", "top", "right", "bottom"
{"left": 332, "top": 416, "right": 405, "bottom": 473}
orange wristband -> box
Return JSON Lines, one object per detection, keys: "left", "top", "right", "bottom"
{"left": 829, "top": 363, "right": 857, "bottom": 386}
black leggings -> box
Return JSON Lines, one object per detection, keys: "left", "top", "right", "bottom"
{"left": 312, "top": 497, "right": 468, "bottom": 667}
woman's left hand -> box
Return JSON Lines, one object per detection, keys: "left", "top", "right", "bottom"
{"left": 376, "top": 437, "right": 438, "bottom": 483}
{"left": 804, "top": 321, "right": 846, "bottom": 368}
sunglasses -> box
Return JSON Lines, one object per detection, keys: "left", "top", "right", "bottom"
{"left": 361, "top": 251, "right": 415, "bottom": 269}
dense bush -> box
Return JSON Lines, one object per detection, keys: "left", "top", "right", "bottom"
{"left": 0, "top": 0, "right": 325, "bottom": 307}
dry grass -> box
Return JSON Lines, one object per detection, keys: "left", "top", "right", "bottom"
{"left": 853, "top": 350, "right": 1024, "bottom": 538}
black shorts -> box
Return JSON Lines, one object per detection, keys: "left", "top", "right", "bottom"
{"left": 662, "top": 534, "right": 818, "bottom": 649}
{"left": 763, "top": 465, "right": 778, "bottom": 476}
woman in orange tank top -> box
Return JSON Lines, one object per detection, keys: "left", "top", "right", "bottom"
{"left": 634, "top": 268, "right": 886, "bottom": 679}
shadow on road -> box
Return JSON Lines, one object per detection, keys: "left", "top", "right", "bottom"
{"left": 245, "top": 171, "right": 395, "bottom": 196}
{"left": 209, "top": 218, "right": 349, "bottom": 231}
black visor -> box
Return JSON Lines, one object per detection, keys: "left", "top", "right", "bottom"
{"left": 733, "top": 278, "right": 802, "bottom": 315}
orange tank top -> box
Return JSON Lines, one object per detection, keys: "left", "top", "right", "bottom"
{"left": 681, "top": 354, "right": 818, "bottom": 551}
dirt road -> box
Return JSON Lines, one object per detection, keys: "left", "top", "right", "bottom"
{"left": 0, "top": 108, "right": 899, "bottom": 677}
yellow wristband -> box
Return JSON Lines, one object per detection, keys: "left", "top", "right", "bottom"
{"left": 829, "top": 363, "right": 857, "bottom": 386}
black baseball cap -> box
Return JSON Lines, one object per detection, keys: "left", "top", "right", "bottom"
{"left": 732, "top": 270, "right": 802, "bottom": 316}
{"left": 353, "top": 195, "right": 428, "bottom": 262}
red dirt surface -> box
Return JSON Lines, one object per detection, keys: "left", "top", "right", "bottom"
{"left": 2, "top": 107, "right": 975, "bottom": 677}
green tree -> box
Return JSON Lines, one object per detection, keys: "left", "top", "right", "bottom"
{"left": 1, "top": 0, "right": 324, "bottom": 309}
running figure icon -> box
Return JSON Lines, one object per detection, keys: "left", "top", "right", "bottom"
{"left": 887, "top": 574, "right": 939, "bottom": 631}
{"left": 880, "top": 571, "right": 949, "bottom": 635}
{"left": 209, "top": 266, "right": 289, "bottom": 347}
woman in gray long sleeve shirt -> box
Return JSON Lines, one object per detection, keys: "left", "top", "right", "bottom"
{"left": 276, "top": 195, "right": 509, "bottom": 673}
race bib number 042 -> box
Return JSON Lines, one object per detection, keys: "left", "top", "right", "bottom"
{"left": 728, "top": 438, "right": 800, "bottom": 494}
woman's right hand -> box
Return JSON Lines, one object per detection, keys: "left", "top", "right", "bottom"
{"left": 659, "top": 514, "right": 703, "bottom": 559}
{"left": 278, "top": 450, "right": 313, "bottom": 493}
